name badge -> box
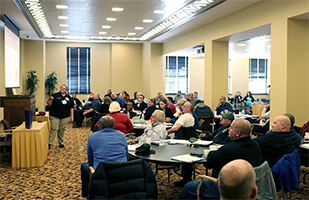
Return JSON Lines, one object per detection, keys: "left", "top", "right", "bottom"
{"left": 65, "top": 97, "right": 69, "bottom": 101}
{"left": 62, "top": 100, "right": 67, "bottom": 105}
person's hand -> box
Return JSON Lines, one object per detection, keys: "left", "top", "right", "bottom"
{"left": 217, "top": 102, "right": 221, "bottom": 107}
{"left": 83, "top": 111, "right": 87, "bottom": 116}
{"left": 178, "top": 112, "right": 183, "bottom": 117}
{"left": 49, "top": 96, "right": 54, "bottom": 101}
{"left": 251, "top": 135, "right": 258, "bottom": 139}
{"left": 165, "top": 117, "right": 171, "bottom": 123}
{"left": 74, "top": 105, "right": 77, "bottom": 108}
{"left": 70, "top": 116, "right": 74, "bottom": 123}
{"left": 265, "top": 104, "right": 270, "bottom": 109}
{"left": 147, "top": 120, "right": 153, "bottom": 125}
{"left": 261, "top": 118, "right": 266, "bottom": 122}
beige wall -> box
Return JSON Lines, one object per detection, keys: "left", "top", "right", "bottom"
{"left": 150, "top": 43, "right": 164, "bottom": 99}
{"left": 190, "top": 57, "right": 205, "bottom": 100}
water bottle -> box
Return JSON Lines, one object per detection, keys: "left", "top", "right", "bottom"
{"left": 127, "top": 111, "right": 130, "bottom": 118}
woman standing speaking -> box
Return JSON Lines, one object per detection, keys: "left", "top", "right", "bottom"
{"left": 47, "top": 84, "right": 74, "bottom": 149}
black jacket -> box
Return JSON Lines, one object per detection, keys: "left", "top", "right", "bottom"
{"left": 208, "top": 136, "right": 263, "bottom": 178}
{"left": 88, "top": 159, "right": 157, "bottom": 199}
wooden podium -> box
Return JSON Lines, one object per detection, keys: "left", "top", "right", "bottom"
{"left": 0, "top": 95, "right": 36, "bottom": 126}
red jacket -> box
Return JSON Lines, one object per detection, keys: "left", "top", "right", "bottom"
{"left": 106, "top": 112, "right": 134, "bottom": 134}
{"left": 168, "top": 103, "right": 177, "bottom": 114}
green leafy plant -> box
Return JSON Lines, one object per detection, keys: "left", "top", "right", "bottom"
{"left": 25, "top": 70, "right": 40, "bottom": 95}
{"left": 45, "top": 71, "right": 58, "bottom": 96}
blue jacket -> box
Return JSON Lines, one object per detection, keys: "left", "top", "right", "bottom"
{"left": 216, "top": 103, "right": 233, "bottom": 115}
{"left": 271, "top": 149, "right": 300, "bottom": 193}
{"left": 201, "top": 125, "right": 232, "bottom": 144}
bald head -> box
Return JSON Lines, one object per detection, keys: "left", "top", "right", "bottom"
{"left": 218, "top": 159, "right": 257, "bottom": 200}
{"left": 110, "top": 93, "right": 117, "bottom": 99}
{"left": 98, "top": 116, "right": 115, "bottom": 130}
{"left": 228, "top": 119, "right": 251, "bottom": 141}
{"left": 272, "top": 115, "right": 291, "bottom": 132}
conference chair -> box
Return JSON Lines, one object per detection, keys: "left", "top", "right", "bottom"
{"left": 271, "top": 149, "right": 301, "bottom": 200}
{"left": 175, "top": 126, "right": 198, "bottom": 140}
{"left": 196, "top": 116, "right": 215, "bottom": 137}
{"left": 197, "top": 175, "right": 217, "bottom": 200}
{"left": 88, "top": 159, "right": 158, "bottom": 199}
{"left": 0, "top": 119, "right": 15, "bottom": 159}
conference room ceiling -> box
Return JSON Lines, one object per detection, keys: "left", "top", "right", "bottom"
{"left": 0, "top": 0, "right": 264, "bottom": 42}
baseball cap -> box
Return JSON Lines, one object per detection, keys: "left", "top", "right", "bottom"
{"left": 221, "top": 112, "right": 234, "bottom": 121}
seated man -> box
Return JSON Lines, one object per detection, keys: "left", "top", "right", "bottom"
{"left": 194, "top": 91, "right": 202, "bottom": 101}
{"left": 166, "top": 99, "right": 200, "bottom": 129}
{"left": 80, "top": 116, "right": 128, "bottom": 197}
{"left": 73, "top": 92, "right": 102, "bottom": 128}
{"left": 72, "top": 93, "right": 82, "bottom": 122}
{"left": 264, "top": 113, "right": 302, "bottom": 148}
{"left": 138, "top": 110, "right": 166, "bottom": 143}
{"left": 85, "top": 91, "right": 95, "bottom": 103}
{"left": 185, "top": 93, "right": 191, "bottom": 102}
{"left": 193, "top": 100, "right": 214, "bottom": 117}
{"left": 174, "top": 90, "right": 183, "bottom": 103}
{"left": 111, "top": 92, "right": 125, "bottom": 108}
{"left": 189, "top": 92, "right": 197, "bottom": 106}
{"left": 167, "top": 102, "right": 195, "bottom": 135}
{"left": 247, "top": 103, "right": 270, "bottom": 134}
{"left": 200, "top": 112, "right": 233, "bottom": 144}
{"left": 155, "top": 92, "right": 165, "bottom": 104}
{"left": 218, "top": 159, "right": 257, "bottom": 200}
{"left": 134, "top": 95, "right": 148, "bottom": 111}
{"left": 216, "top": 95, "right": 233, "bottom": 115}
{"left": 123, "top": 100, "right": 137, "bottom": 119}
{"left": 254, "top": 115, "right": 295, "bottom": 168}
{"left": 178, "top": 119, "right": 263, "bottom": 199}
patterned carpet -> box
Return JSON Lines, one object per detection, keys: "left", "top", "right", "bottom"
{"left": 0, "top": 124, "right": 308, "bottom": 199}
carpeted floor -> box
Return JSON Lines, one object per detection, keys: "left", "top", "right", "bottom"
{"left": 0, "top": 124, "right": 308, "bottom": 199}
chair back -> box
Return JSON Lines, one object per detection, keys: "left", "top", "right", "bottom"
{"left": 0, "top": 119, "right": 12, "bottom": 130}
{"left": 197, "top": 116, "right": 214, "bottom": 132}
{"left": 271, "top": 149, "right": 301, "bottom": 193}
{"left": 175, "top": 126, "right": 198, "bottom": 140}
{"left": 254, "top": 161, "right": 277, "bottom": 200}
{"left": 88, "top": 159, "right": 158, "bottom": 199}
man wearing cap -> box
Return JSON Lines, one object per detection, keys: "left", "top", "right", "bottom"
{"left": 80, "top": 116, "right": 128, "bottom": 197}
{"left": 178, "top": 119, "right": 263, "bottom": 199}
{"left": 200, "top": 112, "right": 234, "bottom": 144}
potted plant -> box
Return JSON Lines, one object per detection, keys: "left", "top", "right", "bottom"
{"left": 45, "top": 71, "right": 58, "bottom": 96}
{"left": 25, "top": 70, "right": 40, "bottom": 95}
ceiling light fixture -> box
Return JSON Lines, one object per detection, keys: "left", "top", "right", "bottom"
{"left": 154, "top": 10, "right": 165, "bottom": 14}
{"left": 99, "top": 32, "right": 107, "bottom": 34}
{"left": 237, "top": 44, "right": 247, "bottom": 47}
{"left": 22, "top": 0, "right": 224, "bottom": 41}
{"left": 60, "top": 24, "right": 69, "bottom": 27}
{"left": 134, "top": 27, "right": 144, "bottom": 30}
{"left": 128, "top": 32, "right": 136, "bottom": 36}
{"left": 112, "top": 7, "right": 124, "bottom": 12}
{"left": 61, "top": 30, "right": 69, "bottom": 33}
{"left": 56, "top": 5, "right": 68, "bottom": 9}
{"left": 143, "top": 19, "right": 153, "bottom": 23}
{"left": 58, "top": 16, "right": 68, "bottom": 19}
{"left": 106, "top": 18, "right": 117, "bottom": 21}
{"left": 102, "top": 25, "right": 111, "bottom": 29}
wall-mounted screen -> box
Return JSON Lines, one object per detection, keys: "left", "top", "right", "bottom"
{"left": 5, "top": 26, "right": 20, "bottom": 88}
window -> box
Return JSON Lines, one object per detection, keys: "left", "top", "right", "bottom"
{"left": 165, "top": 56, "right": 189, "bottom": 94}
{"left": 248, "top": 58, "right": 269, "bottom": 94}
{"left": 67, "top": 47, "right": 91, "bottom": 94}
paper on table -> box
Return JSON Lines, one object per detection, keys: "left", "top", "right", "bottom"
{"left": 300, "top": 143, "right": 309, "bottom": 150}
{"left": 166, "top": 139, "right": 191, "bottom": 145}
{"left": 171, "top": 154, "right": 204, "bottom": 163}
{"left": 194, "top": 140, "right": 213, "bottom": 146}
{"left": 128, "top": 144, "right": 142, "bottom": 151}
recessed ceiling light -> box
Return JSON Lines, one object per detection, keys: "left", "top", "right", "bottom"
{"left": 135, "top": 27, "right": 144, "bottom": 30}
{"left": 237, "top": 44, "right": 247, "bottom": 47}
{"left": 61, "top": 30, "right": 69, "bottom": 33}
{"left": 112, "top": 7, "right": 124, "bottom": 12}
{"left": 143, "top": 19, "right": 153, "bottom": 23}
{"left": 56, "top": 5, "right": 68, "bottom": 9}
{"left": 106, "top": 18, "right": 117, "bottom": 21}
{"left": 128, "top": 32, "right": 136, "bottom": 36}
{"left": 58, "top": 16, "right": 68, "bottom": 19}
{"left": 99, "top": 32, "right": 107, "bottom": 34}
{"left": 154, "top": 10, "right": 165, "bottom": 14}
{"left": 60, "top": 24, "right": 69, "bottom": 27}
{"left": 102, "top": 25, "right": 111, "bottom": 29}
